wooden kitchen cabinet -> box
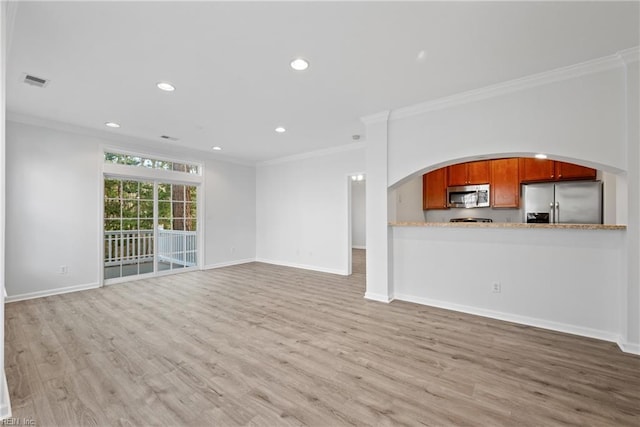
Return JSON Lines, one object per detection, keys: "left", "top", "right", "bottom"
{"left": 447, "top": 163, "right": 468, "bottom": 186}
{"left": 519, "top": 158, "right": 556, "bottom": 182}
{"left": 520, "top": 158, "right": 596, "bottom": 182}
{"left": 554, "top": 161, "right": 597, "bottom": 181}
{"left": 447, "top": 160, "right": 490, "bottom": 186}
{"left": 490, "top": 158, "right": 520, "bottom": 208}
{"left": 423, "top": 168, "right": 448, "bottom": 210}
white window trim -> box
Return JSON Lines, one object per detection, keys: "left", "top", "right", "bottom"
{"left": 99, "top": 146, "right": 205, "bottom": 286}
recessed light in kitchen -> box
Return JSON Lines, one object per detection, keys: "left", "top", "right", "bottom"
{"left": 212, "top": 146, "right": 222, "bottom": 151}
{"left": 156, "top": 82, "right": 175, "bottom": 92}
{"left": 104, "top": 122, "right": 120, "bottom": 128}
{"left": 290, "top": 58, "right": 309, "bottom": 71}
{"left": 275, "top": 127, "right": 286, "bottom": 133}
{"left": 535, "top": 153, "right": 548, "bottom": 159}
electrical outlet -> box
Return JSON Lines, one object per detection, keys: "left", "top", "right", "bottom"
{"left": 492, "top": 282, "right": 501, "bottom": 293}
{"left": 230, "top": 247, "right": 236, "bottom": 254}
{"left": 59, "top": 265, "right": 68, "bottom": 275}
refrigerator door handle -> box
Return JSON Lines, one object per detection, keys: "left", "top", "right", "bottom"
{"left": 555, "top": 201, "right": 560, "bottom": 224}
{"left": 549, "top": 202, "right": 555, "bottom": 223}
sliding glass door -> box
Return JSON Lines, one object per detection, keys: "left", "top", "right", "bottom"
{"left": 103, "top": 177, "right": 198, "bottom": 282}
{"left": 157, "top": 182, "right": 198, "bottom": 272}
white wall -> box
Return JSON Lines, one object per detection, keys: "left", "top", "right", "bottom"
{"left": 351, "top": 180, "right": 366, "bottom": 248}
{"left": 392, "top": 226, "right": 625, "bottom": 341}
{"left": 364, "top": 112, "right": 392, "bottom": 301}
{"left": 204, "top": 159, "right": 256, "bottom": 268}
{"left": 4, "top": 120, "right": 257, "bottom": 299}
{"left": 388, "top": 65, "right": 627, "bottom": 186}
{"left": 0, "top": 1, "right": 9, "bottom": 420}
{"left": 364, "top": 50, "right": 640, "bottom": 353}
{"left": 5, "top": 121, "right": 101, "bottom": 297}
{"left": 392, "top": 175, "right": 425, "bottom": 222}
{"left": 624, "top": 57, "right": 640, "bottom": 351}
{"left": 256, "top": 145, "right": 365, "bottom": 275}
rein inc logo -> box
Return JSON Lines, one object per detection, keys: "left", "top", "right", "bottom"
{"left": 1, "top": 418, "right": 35, "bottom": 426}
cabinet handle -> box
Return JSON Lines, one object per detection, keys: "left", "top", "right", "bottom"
{"left": 558, "top": 174, "right": 562, "bottom": 178}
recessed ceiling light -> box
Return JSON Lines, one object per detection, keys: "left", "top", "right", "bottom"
{"left": 160, "top": 135, "right": 179, "bottom": 141}
{"left": 535, "top": 153, "right": 548, "bottom": 159}
{"left": 275, "top": 127, "right": 286, "bottom": 133}
{"left": 290, "top": 58, "right": 309, "bottom": 71}
{"left": 156, "top": 82, "right": 175, "bottom": 91}
{"left": 105, "top": 122, "right": 120, "bottom": 128}
{"left": 212, "top": 146, "right": 222, "bottom": 151}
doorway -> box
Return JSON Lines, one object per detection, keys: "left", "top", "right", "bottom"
{"left": 103, "top": 177, "right": 198, "bottom": 282}
{"left": 350, "top": 174, "right": 366, "bottom": 275}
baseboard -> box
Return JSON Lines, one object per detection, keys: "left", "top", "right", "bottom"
{"left": 617, "top": 339, "right": 640, "bottom": 355}
{"left": 352, "top": 245, "right": 366, "bottom": 250}
{"left": 393, "top": 293, "right": 623, "bottom": 348}
{"left": 255, "top": 258, "right": 348, "bottom": 276}
{"left": 204, "top": 259, "right": 256, "bottom": 270}
{"left": 0, "top": 371, "right": 11, "bottom": 420}
{"left": 5, "top": 282, "right": 101, "bottom": 303}
{"left": 364, "top": 292, "right": 393, "bottom": 303}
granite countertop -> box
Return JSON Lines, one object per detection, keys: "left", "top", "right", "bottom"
{"left": 389, "top": 221, "right": 626, "bottom": 230}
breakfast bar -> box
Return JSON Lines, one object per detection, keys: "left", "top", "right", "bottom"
{"left": 388, "top": 221, "right": 627, "bottom": 348}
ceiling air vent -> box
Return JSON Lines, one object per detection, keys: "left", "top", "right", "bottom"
{"left": 22, "top": 73, "right": 49, "bottom": 88}
{"left": 160, "top": 135, "right": 179, "bottom": 142}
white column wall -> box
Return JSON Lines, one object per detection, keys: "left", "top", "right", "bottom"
{"left": 363, "top": 112, "right": 392, "bottom": 301}
{"left": 623, "top": 56, "right": 640, "bottom": 352}
{"left": 0, "top": 1, "right": 9, "bottom": 420}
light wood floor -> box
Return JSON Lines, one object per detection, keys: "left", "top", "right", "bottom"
{"left": 5, "top": 249, "right": 640, "bottom": 426}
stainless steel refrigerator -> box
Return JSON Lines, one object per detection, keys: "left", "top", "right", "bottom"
{"left": 522, "top": 181, "right": 603, "bottom": 224}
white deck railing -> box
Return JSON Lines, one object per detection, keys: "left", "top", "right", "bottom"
{"left": 104, "top": 229, "right": 197, "bottom": 267}
{"left": 104, "top": 230, "right": 154, "bottom": 266}
{"left": 157, "top": 229, "right": 198, "bottom": 267}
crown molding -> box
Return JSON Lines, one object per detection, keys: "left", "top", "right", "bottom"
{"left": 618, "top": 46, "right": 640, "bottom": 64}
{"left": 5, "top": 111, "right": 255, "bottom": 167}
{"left": 360, "top": 110, "right": 390, "bottom": 125}
{"left": 389, "top": 50, "right": 633, "bottom": 122}
{"left": 258, "top": 141, "right": 365, "bottom": 166}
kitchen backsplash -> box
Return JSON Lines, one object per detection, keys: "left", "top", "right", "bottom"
{"left": 424, "top": 207, "right": 524, "bottom": 223}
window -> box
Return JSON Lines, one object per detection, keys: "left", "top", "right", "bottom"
{"left": 104, "top": 152, "right": 200, "bottom": 175}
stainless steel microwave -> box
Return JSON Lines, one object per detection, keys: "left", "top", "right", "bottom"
{"left": 447, "top": 184, "right": 490, "bottom": 208}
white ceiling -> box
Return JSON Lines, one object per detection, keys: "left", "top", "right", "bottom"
{"left": 6, "top": 1, "right": 640, "bottom": 164}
